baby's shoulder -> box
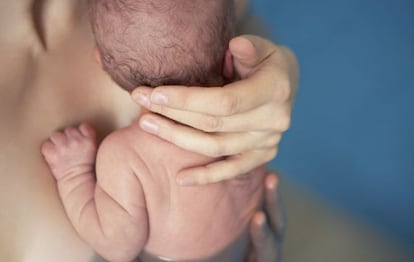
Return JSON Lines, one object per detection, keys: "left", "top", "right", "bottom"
{"left": 101, "top": 122, "right": 168, "bottom": 153}
{"left": 95, "top": 123, "right": 158, "bottom": 186}
{"left": 97, "top": 122, "right": 152, "bottom": 158}
{"left": 98, "top": 120, "right": 213, "bottom": 178}
{"left": 96, "top": 121, "right": 169, "bottom": 171}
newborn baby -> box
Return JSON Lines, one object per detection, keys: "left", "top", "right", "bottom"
{"left": 41, "top": 0, "right": 264, "bottom": 261}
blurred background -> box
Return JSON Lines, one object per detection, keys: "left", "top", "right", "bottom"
{"left": 249, "top": 0, "right": 414, "bottom": 261}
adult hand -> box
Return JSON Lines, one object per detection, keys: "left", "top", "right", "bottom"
{"left": 132, "top": 35, "right": 298, "bottom": 186}
{"left": 246, "top": 171, "right": 285, "bottom": 262}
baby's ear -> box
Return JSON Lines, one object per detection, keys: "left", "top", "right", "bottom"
{"left": 94, "top": 47, "right": 103, "bottom": 67}
{"left": 222, "top": 48, "right": 234, "bottom": 80}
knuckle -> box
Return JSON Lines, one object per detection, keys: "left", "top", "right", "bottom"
{"left": 272, "top": 110, "right": 291, "bottom": 132}
{"left": 266, "top": 148, "right": 278, "bottom": 161}
{"left": 197, "top": 175, "right": 209, "bottom": 185}
{"left": 274, "top": 78, "right": 291, "bottom": 102}
{"left": 220, "top": 93, "right": 239, "bottom": 116}
{"left": 159, "top": 123, "right": 174, "bottom": 142}
{"left": 179, "top": 91, "right": 192, "bottom": 109}
{"left": 51, "top": 132, "right": 62, "bottom": 140}
{"left": 280, "top": 114, "right": 291, "bottom": 131}
{"left": 199, "top": 168, "right": 218, "bottom": 184}
{"left": 223, "top": 164, "right": 240, "bottom": 181}
{"left": 202, "top": 116, "right": 222, "bottom": 132}
{"left": 279, "top": 115, "right": 291, "bottom": 131}
{"left": 208, "top": 172, "right": 223, "bottom": 184}
{"left": 206, "top": 138, "right": 226, "bottom": 158}
{"left": 260, "top": 148, "right": 278, "bottom": 163}
{"left": 150, "top": 104, "right": 166, "bottom": 115}
{"left": 275, "top": 133, "right": 282, "bottom": 143}
{"left": 269, "top": 134, "right": 282, "bottom": 147}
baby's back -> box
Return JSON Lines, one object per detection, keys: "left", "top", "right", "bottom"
{"left": 119, "top": 121, "right": 264, "bottom": 260}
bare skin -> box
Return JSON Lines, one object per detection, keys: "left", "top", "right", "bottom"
{"left": 0, "top": 1, "right": 137, "bottom": 261}
{"left": 134, "top": 36, "right": 298, "bottom": 186}
{"left": 0, "top": 0, "right": 291, "bottom": 261}
{"left": 41, "top": 121, "right": 264, "bottom": 261}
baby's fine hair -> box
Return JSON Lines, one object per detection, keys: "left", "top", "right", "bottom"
{"left": 89, "top": 0, "right": 235, "bottom": 92}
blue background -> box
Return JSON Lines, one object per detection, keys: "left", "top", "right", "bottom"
{"left": 253, "top": 0, "right": 414, "bottom": 246}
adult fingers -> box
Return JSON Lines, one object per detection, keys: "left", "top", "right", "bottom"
{"left": 132, "top": 71, "right": 279, "bottom": 116}
{"left": 139, "top": 113, "right": 280, "bottom": 157}
{"left": 264, "top": 173, "right": 286, "bottom": 239}
{"left": 137, "top": 101, "right": 291, "bottom": 133}
{"left": 230, "top": 35, "right": 294, "bottom": 104}
{"left": 249, "top": 212, "right": 280, "bottom": 262}
{"left": 176, "top": 148, "right": 277, "bottom": 186}
{"left": 230, "top": 35, "right": 278, "bottom": 78}
{"left": 131, "top": 36, "right": 291, "bottom": 116}
{"left": 231, "top": 36, "right": 298, "bottom": 104}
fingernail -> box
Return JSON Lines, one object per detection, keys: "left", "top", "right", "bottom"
{"left": 133, "top": 92, "right": 150, "bottom": 107}
{"left": 177, "top": 176, "right": 195, "bottom": 186}
{"left": 151, "top": 92, "right": 168, "bottom": 105}
{"left": 255, "top": 212, "right": 266, "bottom": 226}
{"left": 266, "top": 175, "right": 278, "bottom": 190}
{"left": 140, "top": 119, "right": 159, "bottom": 134}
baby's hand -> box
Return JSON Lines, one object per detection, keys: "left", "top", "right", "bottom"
{"left": 41, "top": 124, "right": 97, "bottom": 180}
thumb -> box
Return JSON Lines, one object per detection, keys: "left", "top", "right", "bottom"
{"left": 229, "top": 35, "right": 277, "bottom": 78}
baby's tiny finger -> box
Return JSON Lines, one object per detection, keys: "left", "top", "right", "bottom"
{"left": 40, "top": 140, "right": 57, "bottom": 159}
{"left": 50, "top": 131, "right": 67, "bottom": 146}
{"left": 64, "top": 127, "right": 83, "bottom": 141}
{"left": 79, "top": 123, "right": 96, "bottom": 139}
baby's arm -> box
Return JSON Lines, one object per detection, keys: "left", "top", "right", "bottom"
{"left": 41, "top": 124, "right": 148, "bottom": 262}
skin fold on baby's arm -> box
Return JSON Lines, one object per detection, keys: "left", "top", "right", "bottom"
{"left": 41, "top": 123, "right": 148, "bottom": 262}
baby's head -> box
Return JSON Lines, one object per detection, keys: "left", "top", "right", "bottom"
{"left": 89, "top": 0, "right": 235, "bottom": 92}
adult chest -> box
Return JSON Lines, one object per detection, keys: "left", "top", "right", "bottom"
{"left": 0, "top": 16, "right": 137, "bottom": 262}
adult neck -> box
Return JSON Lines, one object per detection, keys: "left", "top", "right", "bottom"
{"left": 26, "top": 0, "right": 87, "bottom": 50}
{"left": 19, "top": 0, "right": 83, "bottom": 22}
